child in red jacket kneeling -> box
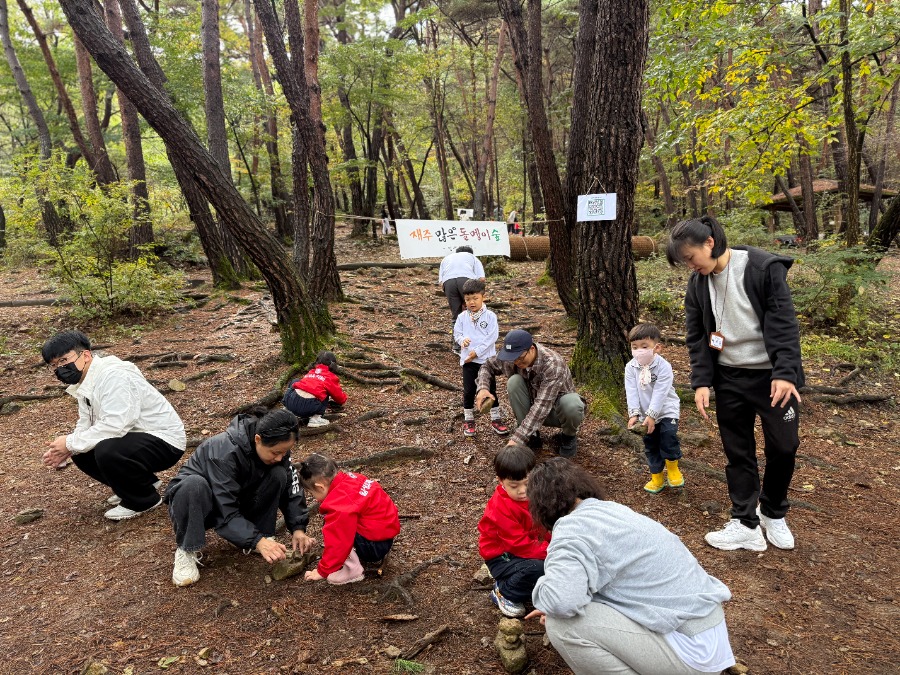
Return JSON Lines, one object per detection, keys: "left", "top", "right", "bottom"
{"left": 282, "top": 351, "right": 348, "bottom": 428}
{"left": 300, "top": 453, "right": 400, "bottom": 585}
{"left": 478, "top": 445, "right": 549, "bottom": 618}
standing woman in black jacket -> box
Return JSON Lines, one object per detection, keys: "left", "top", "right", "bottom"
{"left": 667, "top": 216, "right": 803, "bottom": 553}
{"left": 164, "top": 408, "right": 314, "bottom": 586}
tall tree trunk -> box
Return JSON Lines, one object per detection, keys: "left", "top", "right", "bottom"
{"left": 425, "top": 67, "right": 454, "bottom": 219}
{"left": 201, "top": 0, "right": 230, "bottom": 179}
{"left": 244, "top": 2, "right": 289, "bottom": 239}
{"left": 659, "top": 104, "right": 698, "bottom": 218}
{"left": 798, "top": 138, "right": 819, "bottom": 243}
{"left": 868, "top": 77, "right": 898, "bottom": 235}
{"left": 499, "top": 0, "right": 574, "bottom": 314}
{"left": 16, "top": 0, "right": 94, "bottom": 168}
{"left": 73, "top": 36, "right": 117, "bottom": 184}
{"left": 839, "top": 0, "right": 860, "bottom": 247}
{"left": 118, "top": 0, "right": 240, "bottom": 289}
{"left": 473, "top": 22, "right": 506, "bottom": 220}
{"left": 868, "top": 196, "right": 900, "bottom": 254}
{"left": 388, "top": 119, "right": 431, "bottom": 220}
{"left": 774, "top": 174, "right": 806, "bottom": 234}
{"left": 644, "top": 111, "right": 676, "bottom": 227}
{"left": 337, "top": 89, "right": 364, "bottom": 217}
{"left": 106, "top": 0, "right": 152, "bottom": 254}
{"left": 61, "top": 0, "right": 331, "bottom": 360}
{"left": 570, "top": 0, "right": 648, "bottom": 403}
{"left": 0, "top": 0, "right": 67, "bottom": 244}
{"left": 525, "top": 132, "right": 544, "bottom": 217}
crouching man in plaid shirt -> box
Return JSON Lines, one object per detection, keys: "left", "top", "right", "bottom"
{"left": 475, "top": 329, "right": 585, "bottom": 457}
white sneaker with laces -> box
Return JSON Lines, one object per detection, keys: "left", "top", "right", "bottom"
{"left": 490, "top": 582, "right": 526, "bottom": 618}
{"left": 107, "top": 480, "right": 162, "bottom": 506}
{"left": 172, "top": 548, "right": 202, "bottom": 586}
{"left": 756, "top": 506, "right": 795, "bottom": 550}
{"left": 705, "top": 519, "right": 767, "bottom": 552}
{"left": 307, "top": 415, "right": 330, "bottom": 428}
{"left": 104, "top": 498, "right": 162, "bottom": 521}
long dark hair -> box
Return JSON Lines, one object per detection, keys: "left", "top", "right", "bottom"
{"left": 527, "top": 458, "right": 606, "bottom": 531}
{"left": 666, "top": 215, "right": 728, "bottom": 266}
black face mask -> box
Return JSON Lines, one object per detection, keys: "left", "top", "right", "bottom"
{"left": 54, "top": 362, "right": 83, "bottom": 385}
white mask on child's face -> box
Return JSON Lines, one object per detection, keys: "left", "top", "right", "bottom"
{"left": 631, "top": 348, "right": 655, "bottom": 366}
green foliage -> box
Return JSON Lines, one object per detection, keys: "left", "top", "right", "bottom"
{"left": 635, "top": 256, "right": 688, "bottom": 322}
{"left": 801, "top": 333, "right": 900, "bottom": 373}
{"left": 791, "top": 243, "right": 888, "bottom": 331}
{"left": 717, "top": 209, "right": 778, "bottom": 249}
{"left": 393, "top": 660, "right": 425, "bottom": 673}
{"left": 3, "top": 155, "right": 185, "bottom": 319}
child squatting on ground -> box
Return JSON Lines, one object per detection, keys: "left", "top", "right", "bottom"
{"left": 625, "top": 323, "right": 685, "bottom": 493}
{"left": 282, "top": 351, "right": 348, "bottom": 428}
{"left": 299, "top": 454, "right": 401, "bottom": 585}
{"left": 453, "top": 278, "right": 510, "bottom": 438}
{"left": 478, "top": 445, "right": 549, "bottom": 618}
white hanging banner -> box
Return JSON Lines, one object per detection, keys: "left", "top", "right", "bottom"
{"left": 577, "top": 193, "right": 617, "bottom": 221}
{"left": 395, "top": 219, "right": 511, "bottom": 259}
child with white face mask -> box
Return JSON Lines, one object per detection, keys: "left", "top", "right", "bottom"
{"left": 625, "top": 323, "right": 683, "bottom": 493}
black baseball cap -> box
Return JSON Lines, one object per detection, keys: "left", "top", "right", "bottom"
{"left": 498, "top": 329, "right": 534, "bottom": 361}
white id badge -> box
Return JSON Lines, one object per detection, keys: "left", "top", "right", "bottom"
{"left": 709, "top": 331, "right": 725, "bottom": 351}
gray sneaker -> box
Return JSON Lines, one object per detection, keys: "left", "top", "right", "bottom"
{"left": 705, "top": 519, "right": 767, "bottom": 552}
{"left": 756, "top": 507, "right": 795, "bottom": 550}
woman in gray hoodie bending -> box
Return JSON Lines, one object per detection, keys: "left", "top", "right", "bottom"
{"left": 526, "top": 459, "right": 735, "bottom": 675}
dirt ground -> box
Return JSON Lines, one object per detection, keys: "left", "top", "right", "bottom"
{"left": 0, "top": 223, "right": 898, "bottom": 675}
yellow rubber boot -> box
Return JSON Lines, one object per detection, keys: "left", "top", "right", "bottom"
{"left": 666, "top": 459, "right": 685, "bottom": 488}
{"left": 644, "top": 472, "right": 666, "bottom": 494}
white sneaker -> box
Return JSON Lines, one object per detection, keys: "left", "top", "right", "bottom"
{"left": 757, "top": 507, "right": 795, "bottom": 550}
{"left": 172, "top": 548, "right": 202, "bottom": 587}
{"left": 104, "top": 498, "right": 162, "bottom": 521}
{"left": 107, "top": 480, "right": 162, "bottom": 506}
{"left": 705, "top": 519, "right": 768, "bottom": 551}
{"left": 307, "top": 415, "right": 330, "bottom": 428}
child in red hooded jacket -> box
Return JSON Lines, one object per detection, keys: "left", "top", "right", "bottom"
{"left": 478, "top": 445, "right": 549, "bottom": 618}
{"left": 300, "top": 453, "right": 400, "bottom": 585}
{"left": 282, "top": 351, "right": 347, "bottom": 428}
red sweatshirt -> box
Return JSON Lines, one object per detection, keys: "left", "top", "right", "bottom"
{"left": 292, "top": 364, "right": 348, "bottom": 405}
{"left": 317, "top": 471, "right": 401, "bottom": 576}
{"left": 478, "top": 484, "right": 550, "bottom": 561}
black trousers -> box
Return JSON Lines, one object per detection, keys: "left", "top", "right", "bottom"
{"left": 166, "top": 468, "right": 287, "bottom": 552}
{"left": 462, "top": 361, "right": 498, "bottom": 410}
{"left": 282, "top": 387, "right": 327, "bottom": 419}
{"left": 353, "top": 533, "right": 394, "bottom": 563}
{"left": 714, "top": 366, "right": 800, "bottom": 528}
{"left": 442, "top": 277, "right": 470, "bottom": 323}
{"left": 71, "top": 432, "right": 183, "bottom": 511}
{"left": 486, "top": 554, "right": 545, "bottom": 604}
{"left": 642, "top": 418, "right": 682, "bottom": 474}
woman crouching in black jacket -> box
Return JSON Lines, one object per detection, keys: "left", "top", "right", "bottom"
{"left": 164, "top": 407, "right": 314, "bottom": 586}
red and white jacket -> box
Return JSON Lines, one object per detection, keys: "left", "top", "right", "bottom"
{"left": 478, "top": 484, "right": 550, "bottom": 561}
{"left": 292, "top": 364, "right": 348, "bottom": 405}
{"left": 317, "top": 471, "right": 400, "bottom": 576}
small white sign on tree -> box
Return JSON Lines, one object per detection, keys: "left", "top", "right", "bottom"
{"left": 577, "top": 193, "right": 618, "bottom": 221}
{"left": 395, "top": 219, "right": 511, "bottom": 259}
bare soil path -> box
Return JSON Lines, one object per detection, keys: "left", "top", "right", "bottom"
{"left": 0, "top": 225, "right": 897, "bottom": 674}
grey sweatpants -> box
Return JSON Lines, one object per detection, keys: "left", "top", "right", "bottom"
{"left": 507, "top": 374, "right": 584, "bottom": 436}
{"left": 545, "top": 602, "right": 713, "bottom": 675}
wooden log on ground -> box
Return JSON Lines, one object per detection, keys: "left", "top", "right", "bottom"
{"left": 806, "top": 393, "right": 891, "bottom": 404}
{"left": 0, "top": 298, "right": 62, "bottom": 307}
{"left": 0, "top": 391, "right": 66, "bottom": 407}
{"left": 800, "top": 385, "right": 850, "bottom": 395}
{"left": 400, "top": 367, "right": 461, "bottom": 391}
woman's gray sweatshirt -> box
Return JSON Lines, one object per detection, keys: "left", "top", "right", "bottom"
{"left": 533, "top": 499, "right": 731, "bottom": 636}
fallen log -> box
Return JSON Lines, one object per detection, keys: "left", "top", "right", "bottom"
{"left": 337, "top": 261, "right": 441, "bottom": 271}
{"left": 399, "top": 624, "right": 450, "bottom": 660}
{"left": 0, "top": 391, "right": 66, "bottom": 407}
{"left": 800, "top": 385, "right": 850, "bottom": 395}
{"left": 400, "top": 368, "right": 460, "bottom": 391}
{"left": 341, "top": 446, "right": 434, "bottom": 469}
{"left": 0, "top": 298, "right": 61, "bottom": 307}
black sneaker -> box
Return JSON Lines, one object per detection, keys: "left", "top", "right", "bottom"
{"left": 526, "top": 432, "right": 543, "bottom": 451}
{"left": 363, "top": 557, "right": 386, "bottom": 577}
{"left": 557, "top": 433, "right": 577, "bottom": 458}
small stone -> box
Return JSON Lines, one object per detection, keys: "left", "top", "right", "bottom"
{"left": 700, "top": 501, "right": 722, "bottom": 516}
{"left": 271, "top": 549, "right": 316, "bottom": 581}
{"left": 542, "top": 634, "right": 550, "bottom": 647}
{"left": 473, "top": 563, "right": 494, "bottom": 585}
{"left": 383, "top": 646, "right": 402, "bottom": 658}
{"left": 726, "top": 664, "right": 749, "bottom": 675}
{"left": 81, "top": 663, "right": 109, "bottom": 675}
{"left": 14, "top": 508, "right": 44, "bottom": 525}
{"left": 494, "top": 618, "right": 528, "bottom": 673}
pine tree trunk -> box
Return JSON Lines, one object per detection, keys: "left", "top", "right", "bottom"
{"left": 473, "top": 23, "right": 506, "bottom": 220}
{"left": 570, "top": 0, "right": 648, "bottom": 404}
{"left": 106, "top": 0, "right": 152, "bottom": 254}
{"left": 798, "top": 139, "right": 819, "bottom": 243}
{"left": 73, "top": 35, "right": 117, "bottom": 184}
{"left": 59, "top": 0, "right": 330, "bottom": 361}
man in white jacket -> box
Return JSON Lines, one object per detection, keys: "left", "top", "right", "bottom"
{"left": 41, "top": 330, "right": 186, "bottom": 521}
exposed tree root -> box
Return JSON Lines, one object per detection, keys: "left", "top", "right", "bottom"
{"left": 378, "top": 555, "right": 447, "bottom": 607}
{"left": 399, "top": 368, "right": 460, "bottom": 391}
{"left": 806, "top": 393, "right": 891, "bottom": 405}
{"left": 0, "top": 391, "right": 66, "bottom": 408}
{"left": 399, "top": 623, "right": 451, "bottom": 660}
{"left": 336, "top": 261, "right": 440, "bottom": 271}
{"left": 227, "top": 389, "right": 281, "bottom": 416}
